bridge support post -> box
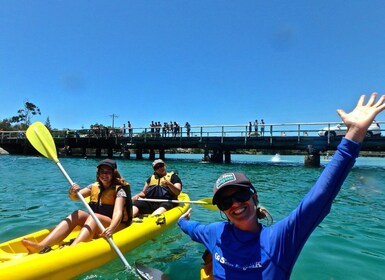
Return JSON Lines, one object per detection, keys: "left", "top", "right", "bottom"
{"left": 304, "top": 145, "right": 320, "bottom": 167}
{"left": 136, "top": 149, "right": 143, "bottom": 160}
{"left": 123, "top": 150, "right": 131, "bottom": 159}
{"left": 108, "top": 148, "right": 113, "bottom": 158}
{"left": 225, "top": 150, "right": 231, "bottom": 163}
{"left": 212, "top": 149, "right": 223, "bottom": 163}
{"left": 202, "top": 149, "right": 210, "bottom": 162}
{"left": 81, "top": 148, "right": 87, "bottom": 158}
{"left": 149, "top": 149, "right": 155, "bottom": 160}
{"left": 159, "top": 149, "right": 165, "bottom": 160}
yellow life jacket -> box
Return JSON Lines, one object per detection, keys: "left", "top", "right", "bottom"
{"left": 89, "top": 182, "right": 132, "bottom": 225}
{"left": 146, "top": 172, "right": 176, "bottom": 199}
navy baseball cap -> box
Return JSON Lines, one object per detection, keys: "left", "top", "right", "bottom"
{"left": 212, "top": 172, "right": 256, "bottom": 205}
{"left": 97, "top": 159, "right": 117, "bottom": 170}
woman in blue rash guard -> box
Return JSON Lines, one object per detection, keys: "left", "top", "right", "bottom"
{"left": 178, "top": 93, "right": 385, "bottom": 280}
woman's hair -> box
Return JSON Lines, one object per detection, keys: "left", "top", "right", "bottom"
{"left": 257, "top": 206, "right": 273, "bottom": 226}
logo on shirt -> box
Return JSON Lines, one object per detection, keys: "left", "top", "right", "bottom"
{"left": 214, "top": 252, "right": 263, "bottom": 270}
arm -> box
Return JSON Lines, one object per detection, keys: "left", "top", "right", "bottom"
{"left": 178, "top": 208, "right": 215, "bottom": 246}
{"left": 272, "top": 93, "right": 385, "bottom": 270}
{"left": 101, "top": 197, "right": 125, "bottom": 238}
{"left": 68, "top": 183, "right": 91, "bottom": 200}
{"left": 132, "top": 182, "right": 149, "bottom": 201}
{"left": 163, "top": 174, "right": 182, "bottom": 196}
{"left": 338, "top": 93, "right": 385, "bottom": 143}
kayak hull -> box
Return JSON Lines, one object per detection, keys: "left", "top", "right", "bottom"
{"left": 0, "top": 193, "right": 190, "bottom": 279}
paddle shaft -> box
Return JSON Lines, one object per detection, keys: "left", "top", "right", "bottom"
{"left": 138, "top": 197, "right": 207, "bottom": 205}
{"left": 56, "top": 162, "right": 132, "bottom": 271}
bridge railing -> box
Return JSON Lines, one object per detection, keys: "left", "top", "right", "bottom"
{"left": 1, "top": 121, "right": 383, "bottom": 143}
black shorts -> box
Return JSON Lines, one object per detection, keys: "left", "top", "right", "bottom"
{"left": 133, "top": 200, "right": 176, "bottom": 214}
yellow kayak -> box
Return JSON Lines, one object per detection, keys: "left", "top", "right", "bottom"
{"left": 0, "top": 193, "right": 190, "bottom": 280}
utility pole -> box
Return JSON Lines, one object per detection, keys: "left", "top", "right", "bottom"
{"left": 109, "top": 114, "right": 119, "bottom": 128}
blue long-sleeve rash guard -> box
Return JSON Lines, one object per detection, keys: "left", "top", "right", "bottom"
{"left": 178, "top": 138, "right": 361, "bottom": 280}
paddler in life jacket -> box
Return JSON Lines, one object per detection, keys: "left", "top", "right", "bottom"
{"left": 132, "top": 159, "right": 182, "bottom": 217}
{"left": 22, "top": 159, "right": 132, "bottom": 254}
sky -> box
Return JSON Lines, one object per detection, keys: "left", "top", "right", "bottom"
{"left": 1, "top": 1, "right": 385, "bottom": 130}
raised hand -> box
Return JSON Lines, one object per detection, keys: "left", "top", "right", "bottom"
{"left": 337, "top": 93, "right": 385, "bottom": 143}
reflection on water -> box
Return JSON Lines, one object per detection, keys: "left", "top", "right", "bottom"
{"left": 1, "top": 154, "right": 385, "bottom": 279}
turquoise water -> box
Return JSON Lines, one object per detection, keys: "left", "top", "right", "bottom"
{"left": 1, "top": 153, "right": 385, "bottom": 279}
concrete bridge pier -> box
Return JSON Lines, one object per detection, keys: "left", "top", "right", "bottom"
{"left": 159, "top": 149, "right": 165, "bottom": 160}
{"left": 149, "top": 149, "right": 155, "bottom": 160}
{"left": 304, "top": 145, "right": 320, "bottom": 167}
{"left": 212, "top": 149, "right": 224, "bottom": 163}
{"left": 123, "top": 150, "right": 131, "bottom": 159}
{"left": 108, "top": 148, "right": 113, "bottom": 158}
{"left": 81, "top": 147, "right": 87, "bottom": 158}
{"left": 136, "top": 149, "right": 143, "bottom": 160}
{"left": 202, "top": 149, "right": 210, "bottom": 162}
{"left": 225, "top": 150, "right": 231, "bottom": 163}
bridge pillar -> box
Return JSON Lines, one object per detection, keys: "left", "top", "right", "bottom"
{"left": 304, "top": 154, "right": 320, "bottom": 167}
{"left": 149, "top": 149, "right": 155, "bottom": 160}
{"left": 304, "top": 146, "right": 320, "bottom": 167}
{"left": 159, "top": 149, "right": 165, "bottom": 160}
{"left": 81, "top": 147, "right": 87, "bottom": 158}
{"left": 202, "top": 149, "right": 210, "bottom": 162}
{"left": 212, "top": 149, "right": 223, "bottom": 163}
{"left": 136, "top": 149, "right": 143, "bottom": 160}
{"left": 123, "top": 150, "right": 131, "bottom": 159}
{"left": 108, "top": 148, "right": 113, "bottom": 158}
{"left": 225, "top": 150, "right": 231, "bottom": 163}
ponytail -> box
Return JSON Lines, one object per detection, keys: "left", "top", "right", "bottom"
{"left": 257, "top": 206, "right": 273, "bottom": 226}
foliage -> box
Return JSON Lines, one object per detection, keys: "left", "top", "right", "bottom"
{"left": 1, "top": 101, "right": 41, "bottom": 131}
{"left": 0, "top": 119, "right": 13, "bottom": 131}
{"left": 10, "top": 101, "right": 41, "bottom": 129}
{"left": 45, "top": 117, "right": 52, "bottom": 130}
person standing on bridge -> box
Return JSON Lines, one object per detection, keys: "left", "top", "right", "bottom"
{"left": 178, "top": 93, "right": 385, "bottom": 279}
{"left": 132, "top": 159, "right": 183, "bottom": 217}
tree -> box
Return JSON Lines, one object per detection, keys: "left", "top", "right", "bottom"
{"left": 0, "top": 118, "right": 12, "bottom": 131}
{"left": 45, "top": 117, "right": 52, "bottom": 130}
{"left": 10, "top": 101, "right": 41, "bottom": 129}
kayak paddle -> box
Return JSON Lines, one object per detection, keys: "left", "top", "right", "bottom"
{"left": 26, "top": 122, "right": 133, "bottom": 271}
{"left": 138, "top": 197, "right": 218, "bottom": 211}
{"left": 135, "top": 262, "right": 169, "bottom": 280}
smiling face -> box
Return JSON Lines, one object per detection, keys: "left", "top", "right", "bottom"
{"left": 217, "top": 187, "right": 260, "bottom": 232}
{"left": 97, "top": 165, "right": 114, "bottom": 187}
{"left": 154, "top": 163, "right": 167, "bottom": 176}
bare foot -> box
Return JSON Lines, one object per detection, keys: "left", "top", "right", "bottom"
{"left": 22, "top": 238, "right": 44, "bottom": 253}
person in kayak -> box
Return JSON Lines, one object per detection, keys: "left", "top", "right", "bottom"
{"left": 132, "top": 159, "right": 182, "bottom": 217}
{"left": 178, "top": 93, "right": 385, "bottom": 279}
{"left": 22, "top": 159, "right": 133, "bottom": 253}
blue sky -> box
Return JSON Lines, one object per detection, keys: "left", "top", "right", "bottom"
{"left": 1, "top": 1, "right": 385, "bottom": 130}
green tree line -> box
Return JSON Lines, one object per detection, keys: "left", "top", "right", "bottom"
{"left": 0, "top": 101, "right": 49, "bottom": 131}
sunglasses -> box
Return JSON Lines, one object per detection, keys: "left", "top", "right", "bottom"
{"left": 217, "top": 190, "right": 252, "bottom": 211}
{"left": 154, "top": 164, "right": 165, "bottom": 170}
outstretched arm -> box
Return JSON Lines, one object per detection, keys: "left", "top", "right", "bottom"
{"left": 338, "top": 93, "right": 385, "bottom": 143}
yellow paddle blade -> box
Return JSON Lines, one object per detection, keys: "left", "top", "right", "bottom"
{"left": 199, "top": 198, "right": 219, "bottom": 211}
{"left": 26, "top": 122, "right": 59, "bottom": 163}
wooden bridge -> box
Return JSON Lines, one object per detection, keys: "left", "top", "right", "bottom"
{"left": 1, "top": 122, "right": 385, "bottom": 167}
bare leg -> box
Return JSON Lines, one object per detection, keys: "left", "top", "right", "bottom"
{"left": 22, "top": 210, "right": 89, "bottom": 253}
{"left": 132, "top": 205, "right": 140, "bottom": 217}
{"left": 71, "top": 214, "right": 111, "bottom": 246}
{"left": 152, "top": 207, "right": 167, "bottom": 216}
